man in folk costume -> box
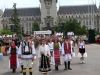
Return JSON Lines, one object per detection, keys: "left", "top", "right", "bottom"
{"left": 8, "top": 40, "right": 19, "bottom": 73}
{"left": 53, "top": 38, "right": 62, "bottom": 70}
{"left": 62, "top": 37, "right": 72, "bottom": 70}
{"left": 18, "top": 36, "right": 36, "bottom": 75}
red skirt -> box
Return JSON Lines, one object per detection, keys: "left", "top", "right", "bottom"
{"left": 54, "top": 49, "right": 60, "bottom": 65}
{"left": 10, "top": 54, "right": 17, "bottom": 69}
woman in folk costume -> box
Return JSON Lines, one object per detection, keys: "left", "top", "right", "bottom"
{"left": 8, "top": 40, "right": 19, "bottom": 73}
{"left": 78, "top": 38, "right": 86, "bottom": 63}
{"left": 53, "top": 38, "right": 62, "bottom": 70}
{"left": 62, "top": 37, "right": 72, "bottom": 70}
{"left": 48, "top": 38, "right": 54, "bottom": 65}
{"left": 38, "top": 38, "right": 51, "bottom": 75}
{"left": 0, "top": 44, "right": 3, "bottom": 61}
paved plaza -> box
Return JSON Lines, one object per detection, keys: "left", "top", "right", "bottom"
{"left": 0, "top": 44, "right": 100, "bottom": 75}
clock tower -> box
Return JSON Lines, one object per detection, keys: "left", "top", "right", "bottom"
{"left": 40, "top": 0, "right": 58, "bottom": 30}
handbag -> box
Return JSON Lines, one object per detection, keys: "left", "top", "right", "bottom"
{"left": 77, "top": 53, "right": 82, "bottom": 58}
{"left": 83, "top": 52, "right": 87, "bottom": 58}
{"left": 72, "top": 52, "right": 76, "bottom": 57}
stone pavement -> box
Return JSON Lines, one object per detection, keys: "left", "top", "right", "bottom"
{"left": 0, "top": 44, "right": 100, "bottom": 75}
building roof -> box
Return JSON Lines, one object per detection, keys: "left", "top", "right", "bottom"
{"left": 3, "top": 5, "right": 99, "bottom": 17}
{"left": 3, "top": 7, "right": 41, "bottom": 17}
{"left": 58, "top": 5, "right": 98, "bottom": 14}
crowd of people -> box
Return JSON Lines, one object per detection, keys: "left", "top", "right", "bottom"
{"left": 0, "top": 34, "right": 87, "bottom": 75}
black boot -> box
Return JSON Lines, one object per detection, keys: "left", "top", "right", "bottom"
{"left": 29, "top": 72, "right": 32, "bottom": 75}
{"left": 29, "top": 68, "right": 32, "bottom": 75}
{"left": 68, "top": 61, "right": 72, "bottom": 70}
{"left": 12, "top": 69, "right": 16, "bottom": 73}
{"left": 23, "top": 68, "right": 26, "bottom": 75}
{"left": 64, "top": 62, "right": 68, "bottom": 70}
{"left": 21, "top": 65, "right": 24, "bottom": 73}
{"left": 55, "top": 65, "right": 59, "bottom": 71}
{"left": 23, "top": 72, "right": 26, "bottom": 75}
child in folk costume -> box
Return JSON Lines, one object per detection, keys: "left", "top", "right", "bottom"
{"left": 8, "top": 40, "right": 19, "bottom": 73}
{"left": 38, "top": 39, "right": 51, "bottom": 75}
{"left": 18, "top": 37, "right": 36, "bottom": 75}
{"left": 78, "top": 38, "right": 86, "bottom": 63}
{"left": 62, "top": 37, "right": 72, "bottom": 70}
{"left": 53, "top": 38, "right": 62, "bottom": 71}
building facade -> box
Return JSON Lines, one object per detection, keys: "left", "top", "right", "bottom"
{"left": 58, "top": 5, "right": 99, "bottom": 30}
{"left": 0, "top": 9, "right": 3, "bottom": 30}
{"left": 2, "top": 4, "right": 100, "bottom": 34}
{"left": 40, "top": 0, "right": 58, "bottom": 30}
{"left": 2, "top": 8, "right": 41, "bottom": 34}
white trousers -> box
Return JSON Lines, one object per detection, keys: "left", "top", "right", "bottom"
{"left": 22, "top": 59, "right": 33, "bottom": 68}
{"left": 63, "top": 54, "right": 72, "bottom": 62}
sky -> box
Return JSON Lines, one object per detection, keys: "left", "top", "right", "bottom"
{"left": 0, "top": 0, "right": 100, "bottom": 11}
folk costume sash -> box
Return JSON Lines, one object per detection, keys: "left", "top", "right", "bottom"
{"left": 64, "top": 42, "right": 71, "bottom": 54}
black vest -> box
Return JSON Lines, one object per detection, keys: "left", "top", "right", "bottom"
{"left": 10, "top": 47, "right": 17, "bottom": 55}
{"left": 22, "top": 42, "right": 32, "bottom": 55}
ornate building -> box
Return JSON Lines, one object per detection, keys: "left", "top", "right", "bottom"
{"left": 40, "top": 0, "right": 58, "bottom": 30}
{"left": 0, "top": 9, "right": 3, "bottom": 30}
{"left": 2, "top": 8, "right": 41, "bottom": 34}
{"left": 2, "top": 4, "right": 100, "bottom": 34}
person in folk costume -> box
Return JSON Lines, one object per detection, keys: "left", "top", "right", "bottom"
{"left": 18, "top": 36, "right": 36, "bottom": 75}
{"left": 0, "top": 43, "right": 3, "bottom": 61}
{"left": 62, "top": 37, "right": 72, "bottom": 70}
{"left": 38, "top": 38, "right": 51, "bottom": 75}
{"left": 69, "top": 36, "right": 75, "bottom": 57}
{"left": 8, "top": 40, "right": 19, "bottom": 73}
{"left": 78, "top": 38, "right": 86, "bottom": 63}
{"left": 53, "top": 37, "right": 62, "bottom": 70}
{"left": 48, "top": 38, "right": 54, "bottom": 65}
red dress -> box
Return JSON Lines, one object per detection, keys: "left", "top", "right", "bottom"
{"left": 10, "top": 46, "right": 17, "bottom": 69}
{"left": 54, "top": 43, "right": 60, "bottom": 65}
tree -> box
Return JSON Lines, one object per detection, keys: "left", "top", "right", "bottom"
{"left": 0, "top": 28, "right": 13, "bottom": 35}
{"left": 10, "top": 3, "right": 21, "bottom": 38}
{"left": 78, "top": 25, "right": 87, "bottom": 35}
{"left": 32, "top": 21, "right": 40, "bottom": 31}
{"left": 58, "top": 18, "right": 88, "bottom": 35}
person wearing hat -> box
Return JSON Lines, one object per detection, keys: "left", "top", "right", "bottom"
{"left": 62, "top": 37, "right": 72, "bottom": 70}
{"left": 18, "top": 36, "right": 36, "bottom": 75}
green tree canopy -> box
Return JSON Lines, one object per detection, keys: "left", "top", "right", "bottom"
{"left": 56, "top": 18, "right": 87, "bottom": 35}
{"left": 0, "top": 28, "right": 13, "bottom": 35}
{"left": 10, "top": 3, "right": 22, "bottom": 39}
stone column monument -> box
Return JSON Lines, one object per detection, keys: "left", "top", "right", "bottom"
{"left": 39, "top": 0, "right": 58, "bottom": 30}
